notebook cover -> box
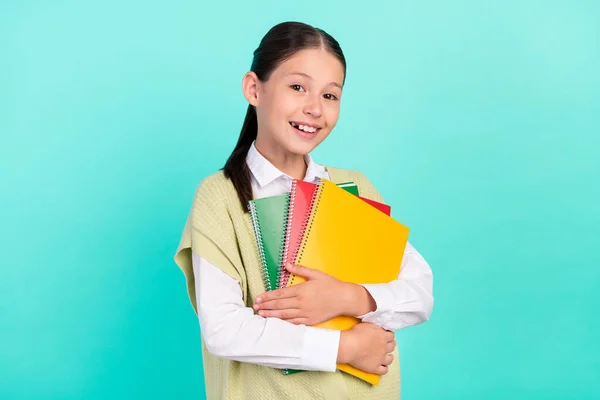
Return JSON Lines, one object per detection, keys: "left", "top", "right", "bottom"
{"left": 287, "top": 179, "right": 409, "bottom": 385}
{"left": 248, "top": 193, "right": 290, "bottom": 292}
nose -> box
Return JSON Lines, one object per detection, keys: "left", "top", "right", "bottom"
{"left": 303, "top": 94, "right": 322, "bottom": 119}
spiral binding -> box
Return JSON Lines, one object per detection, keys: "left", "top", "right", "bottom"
{"left": 276, "top": 193, "right": 291, "bottom": 287}
{"left": 279, "top": 183, "right": 296, "bottom": 288}
{"left": 286, "top": 179, "right": 325, "bottom": 287}
{"left": 248, "top": 200, "right": 272, "bottom": 292}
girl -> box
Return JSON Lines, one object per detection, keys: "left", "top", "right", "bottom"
{"left": 175, "top": 21, "right": 434, "bottom": 400}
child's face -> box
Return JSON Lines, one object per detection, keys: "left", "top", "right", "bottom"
{"left": 252, "top": 48, "right": 345, "bottom": 156}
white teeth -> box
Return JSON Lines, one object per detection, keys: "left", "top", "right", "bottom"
{"left": 291, "top": 122, "right": 317, "bottom": 133}
{"left": 298, "top": 125, "right": 316, "bottom": 133}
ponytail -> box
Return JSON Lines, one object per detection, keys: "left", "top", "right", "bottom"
{"left": 223, "top": 104, "right": 258, "bottom": 212}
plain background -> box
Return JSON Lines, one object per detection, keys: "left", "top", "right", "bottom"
{"left": 1, "top": 1, "right": 599, "bottom": 399}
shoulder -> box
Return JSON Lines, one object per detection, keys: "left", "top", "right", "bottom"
{"left": 190, "top": 170, "right": 237, "bottom": 217}
{"left": 193, "top": 170, "right": 235, "bottom": 199}
{"left": 196, "top": 169, "right": 229, "bottom": 190}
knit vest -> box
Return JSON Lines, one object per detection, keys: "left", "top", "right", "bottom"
{"left": 174, "top": 166, "right": 401, "bottom": 400}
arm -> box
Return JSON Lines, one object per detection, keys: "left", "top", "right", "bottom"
{"left": 192, "top": 251, "right": 340, "bottom": 372}
{"left": 194, "top": 252, "right": 397, "bottom": 375}
{"left": 253, "top": 242, "right": 433, "bottom": 332}
{"left": 350, "top": 241, "right": 434, "bottom": 331}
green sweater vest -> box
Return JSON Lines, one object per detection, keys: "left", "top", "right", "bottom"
{"left": 174, "top": 166, "right": 401, "bottom": 400}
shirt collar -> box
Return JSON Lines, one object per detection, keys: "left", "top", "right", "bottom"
{"left": 246, "top": 141, "right": 328, "bottom": 188}
{"left": 304, "top": 152, "right": 328, "bottom": 182}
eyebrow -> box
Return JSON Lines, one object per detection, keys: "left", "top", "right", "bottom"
{"left": 286, "top": 72, "right": 343, "bottom": 89}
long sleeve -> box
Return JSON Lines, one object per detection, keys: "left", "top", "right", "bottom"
{"left": 357, "top": 241, "right": 434, "bottom": 331}
{"left": 192, "top": 251, "right": 340, "bottom": 372}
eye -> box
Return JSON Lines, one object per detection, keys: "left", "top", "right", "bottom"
{"left": 324, "top": 93, "right": 339, "bottom": 101}
{"left": 290, "top": 84, "right": 305, "bottom": 92}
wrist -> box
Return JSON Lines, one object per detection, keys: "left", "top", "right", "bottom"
{"left": 342, "top": 283, "right": 377, "bottom": 317}
{"left": 337, "top": 330, "right": 355, "bottom": 364}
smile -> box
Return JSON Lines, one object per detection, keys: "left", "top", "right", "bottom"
{"left": 289, "top": 121, "right": 321, "bottom": 135}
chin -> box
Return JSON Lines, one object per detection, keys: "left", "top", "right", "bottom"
{"left": 285, "top": 138, "right": 322, "bottom": 155}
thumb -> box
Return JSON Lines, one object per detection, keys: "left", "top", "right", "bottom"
{"left": 285, "top": 263, "right": 322, "bottom": 280}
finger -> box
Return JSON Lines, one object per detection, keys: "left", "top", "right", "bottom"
{"left": 258, "top": 309, "right": 301, "bottom": 320}
{"left": 385, "top": 332, "right": 395, "bottom": 342}
{"left": 386, "top": 341, "right": 396, "bottom": 353}
{"left": 383, "top": 353, "right": 394, "bottom": 366}
{"left": 257, "top": 298, "right": 299, "bottom": 311}
{"left": 286, "top": 263, "right": 322, "bottom": 280}
{"left": 376, "top": 365, "right": 389, "bottom": 375}
{"left": 255, "top": 287, "right": 297, "bottom": 306}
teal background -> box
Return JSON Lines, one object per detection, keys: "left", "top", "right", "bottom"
{"left": 1, "top": 0, "right": 599, "bottom": 399}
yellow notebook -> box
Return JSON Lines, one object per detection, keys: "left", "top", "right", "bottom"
{"left": 287, "top": 178, "right": 410, "bottom": 385}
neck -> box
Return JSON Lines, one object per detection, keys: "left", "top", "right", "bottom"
{"left": 255, "top": 136, "right": 307, "bottom": 180}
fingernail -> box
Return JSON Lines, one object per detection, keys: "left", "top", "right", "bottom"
{"left": 256, "top": 297, "right": 262, "bottom": 303}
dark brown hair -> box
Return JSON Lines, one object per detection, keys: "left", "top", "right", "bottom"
{"left": 222, "top": 21, "right": 346, "bottom": 211}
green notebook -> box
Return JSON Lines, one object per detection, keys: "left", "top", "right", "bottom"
{"left": 248, "top": 181, "right": 359, "bottom": 376}
{"left": 248, "top": 193, "right": 290, "bottom": 291}
{"left": 336, "top": 181, "right": 359, "bottom": 196}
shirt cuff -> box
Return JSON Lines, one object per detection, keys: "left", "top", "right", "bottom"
{"left": 299, "top": 327, "right": 340, "bottom": 372}
{"left": 356, "top": 283, "right": 396, "bottom": 326}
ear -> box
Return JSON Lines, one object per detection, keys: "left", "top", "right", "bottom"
{"left": 242, "top": 72, "right": 260, "bottom": 107}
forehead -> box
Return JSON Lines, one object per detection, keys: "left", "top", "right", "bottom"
{"left": 271, "top": 48, "right": 345, "bottom": 85}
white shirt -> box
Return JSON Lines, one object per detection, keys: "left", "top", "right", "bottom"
{"left": 192, "top": 142, "right": 434, "bottom": 372}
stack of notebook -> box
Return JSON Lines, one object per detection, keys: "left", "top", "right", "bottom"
{"left": 248, "top": 178, "right": 409, "bottom": 386}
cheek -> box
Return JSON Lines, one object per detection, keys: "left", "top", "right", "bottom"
{"left": 267, "top": 93, "right": 296, "bottom": 121}
{"left": 325, "top": 104, "right": 341, "bottom": 127}
{"left": 278, "top": 95, "right": 301, "bottom": 117}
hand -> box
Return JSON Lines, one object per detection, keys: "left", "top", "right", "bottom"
{"left": 253, "top": 263, "right": 355, "bottom": 326}
{"left": 337, "top": 323, "right": 396, "bottom": 375}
